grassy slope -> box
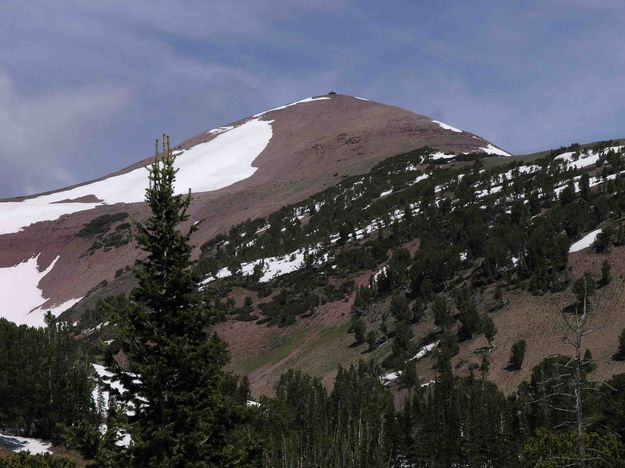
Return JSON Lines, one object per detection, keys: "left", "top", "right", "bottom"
{"left": 219, "top": 141, "right": 625, "bottom": 397}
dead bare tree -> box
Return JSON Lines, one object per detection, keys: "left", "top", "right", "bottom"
{"left": 530, "top": 275, "right": 602, "bottom": 467}
{"left": 559, "top": 278, "right": 592, "bottom": 468}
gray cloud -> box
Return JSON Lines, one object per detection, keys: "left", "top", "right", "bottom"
{"left": 1, "top": 0, "right": 624, "bottom": 196}
{"left": 0, "top": 71, "right": 131, "bottom": 195}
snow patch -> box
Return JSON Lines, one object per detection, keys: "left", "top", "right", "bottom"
{"left": 569, "top": 229, "right": 602, "bottom": 253}
{"left": 0, "top": 433, "right": 52, "bottom": 455}
{"left": 380, "top": 371, "right": 401, "bottom": 385}
{"left": 0, "top": 255, "right": 60, "bottom": 326}
{"left": 207, "top": 125, "right": 234, "bottom": 135}
{"left": 253, "top": 96, "right": 331, "bottom": 118}
{"left": 479, "top": 144, "right": 511, "bottom": 157}
{"left": 409, "top": 341, "right": 439, "bottom": 361}
{"left": 33, "top": 296, "right": 83, "bottom": 317}
{"left": 430, "top": 152, "right": 456, "bottom": 160}
{"left": 556, "top": 146, "right": 623, "bottom": 171}
{"left": 0, "top": 118, "right": 273, "bottom": 235}
{"left": 379, "top": 189, "right": 393, "bottom": 198}
{"left": 202, "top": 248, "right": 326, "bottom": 285}
{"left": 432, "top": 120, "right": 462, "bottom": 133}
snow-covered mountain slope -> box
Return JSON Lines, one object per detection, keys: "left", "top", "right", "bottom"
{"left": 0, "top": 93, "right": 509, "bottom": 325}
{"left": 0, "top": 118, "right": 273, "bottom": 235}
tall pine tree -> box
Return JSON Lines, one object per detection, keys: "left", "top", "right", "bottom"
{"left": 109, "top": 136, "right": 259, "bottom": 467}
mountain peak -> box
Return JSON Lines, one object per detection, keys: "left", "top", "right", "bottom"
{"left": 0, "top": 94, "right": 509, "bottom": 325}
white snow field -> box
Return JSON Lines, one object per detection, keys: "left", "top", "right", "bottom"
{"left": 0, "top": 117, "right": 273, "bottom": 235}
{"left": 0, "top": 433, "right": 52, "bottom": 455}
{"left": 202, "top": 248, "right": 324, "bottom": 285}
{"left": 32, "top": 296, "right": 84, "bottom": 318}
{"left": 569, "top": 228, "right": 602, "bottom": 253}
{"left": 430, "top": 151, "right": 456, "bottom": 160}
{"left": 432, "top": 120, "right": 463, "bottom": 133}
{"left": 556, "top": 146, "right": 623, "bottom": 170}
{"left": 479, "top": 143, "right": 511, "bottom": 157}
{"left": 0, "top": 254, "right": 63, "bottom": 327}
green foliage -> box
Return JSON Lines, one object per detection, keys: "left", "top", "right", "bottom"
{"left": 523, "top": 428, "right": 625, "bottom": 467}
{"left": 0, "top": 452, "right": 75, "bottom": 467}
{"left": 480, "top": 353, "right": 490, "bottom": 378}
{"left": 366, "top": 330, "right": 378, "bottom": 351}
{"left": 78, "top": 213, "right": 132, "bottom": 255}
{"left": 573, "top": 272, "right": 596, "bottom": 305}
{"left": 401, "top": 360, "right": 418, "bottom": 388}
{"left": 600, "top": 259, "right": 612, "bottom": 287}
{"left": 508, "top": 339, "right": 527, "bottom": 371}
{"left": 390, "top": 294, "right": 409, "bottom": 322}
{"left": 482, "top": 315, "right": 497, "bottom": 346}
{"left": 594, "top": 224, "right": 614, "bottom": 253}
{"left": 432, "top": 295, "right": 452, "bottom": 331}
{"left": 617, "top": 223, "right": 625, "bottom": 246}
{"left": 0, "top": 316, "right": 95, "bottom": 440}
{"left": 404, "top": 372, "right": 521, "bottom": 466}
{"left": 438, "top": 331, "right": 459, "bottom": 359}
{"left": 261, "top": 363, "right": 396, "bottom": 467}
{"left": 78, "top": 213, "right": 128, "bottom": 238}
{"left": 352, "top": 319, "right": 366, "bottom": 344}
{"left": 618, "top": 329, "right": 625, "bottom": 359}
{"left": 108, "top": 137, "right": 259, "bottom": 466}
{"left": 456, "top": 291, "right": 482, "bottom": 341}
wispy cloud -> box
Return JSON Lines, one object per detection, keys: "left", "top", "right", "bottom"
{"left": 0, "top": 1, "right": 624, "bottom": 196}
{"left": 0, "top": 71, "right": 131, "bottom": 196}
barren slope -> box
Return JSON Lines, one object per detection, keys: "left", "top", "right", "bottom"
{"left": 0, "top": 94, "right": 507, "bottom": 325}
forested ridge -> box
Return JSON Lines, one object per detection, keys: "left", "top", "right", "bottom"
{"left": 5, "top": 139, "right": 625, "bottom": 465}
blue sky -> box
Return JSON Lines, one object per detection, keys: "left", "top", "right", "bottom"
{"left": 1, "top": 0, "right": 625, "bottom": 197}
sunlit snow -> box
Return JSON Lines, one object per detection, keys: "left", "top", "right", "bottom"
{"left": 432, "top": 120, "right": 462, "bottom": 133}
{"left": 430, "top": 152, "right": 456, "bottom": 160}
{"left": 555, "top": 146, "right": 622, "bottom": 170}
{"left": 32, "top": 296, "right": 83, "bottom": 318}
{"left": 201, "top": 248, "right": 327, "bottom": 285}
{"left": 253, "top": 96, "right": 331, "bottom": 118}
{"left": 569, "top": 229, "right": 602, "bottom": 253}
{"left": 0, "top": 118, "right": 273, "bottom": 235}
{"left": 0, "top": 254, "right": 60, "bottom": 326}
{"left": 409, "top": 341, "right": 439, "bottom": 361}
{"left": 0, "top": 433, "right": 52, "bottom": 455}
{"left": 479, "top": 144, "right": 511, "bottom": 157}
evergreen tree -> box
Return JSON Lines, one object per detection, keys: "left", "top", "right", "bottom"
{"left": 109, "top": 136, "right": 259, "bottom": 466}
{"left": 438, "top": 331, "right": 460, "bottom": 359}
{"left": 617, "top": 223, "right": 625, "bottom": 246}
{"left": 411, "top": 298, "right": 425, "bottom": 323}
{"left": 352, "top": 319, "right": 366, "bottom": 344}
{"left": 482, "top": 315, "right": 497, "bottom": 347}
{"left": 617, "top": 329, "right": 625, "bottom": 360}
{"left": 508, "top": 339, "right": 527, "bottom": 371}
{"left": 432, "top": 295, "right": 452, "bottom": 331}
{"left": 366, "top": 330, "right": 378, "bottom": 351}
{"left": 573, "top": 272, "right": 596, "bottom": 306}
{"left": 480, "top": 353, "right": 490, "bottom": 378}
{"left": 600, "top": 260, "right": 612, "bottom": 287}
{"left": 390, "top": 294, "right": 410, "bottom": 322}
{"left": 594, "top": 225, "right": 614, "bottom": 253}
{"left": 457, "top": 298, "right": 481, "bottom": 341}
{"left": 401, "top": 361, "right": 418, "bottom": 389}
